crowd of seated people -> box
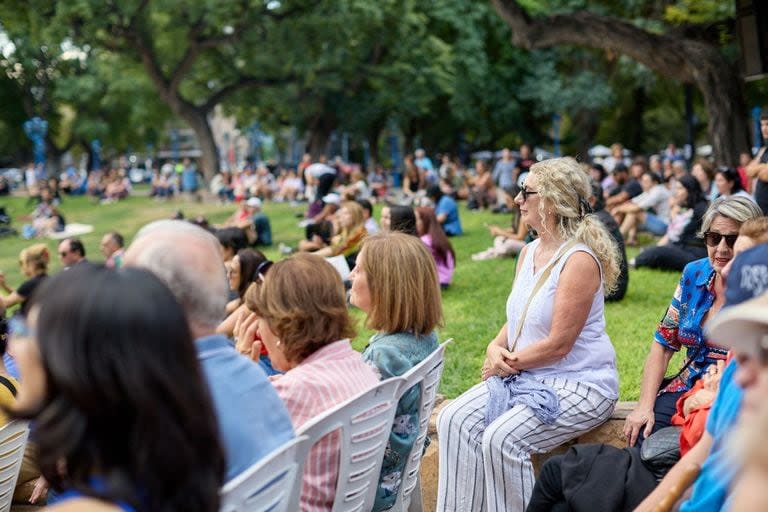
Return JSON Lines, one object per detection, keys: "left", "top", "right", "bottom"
{"left": 5, "top": 136, "right": 768, "bottom": 512}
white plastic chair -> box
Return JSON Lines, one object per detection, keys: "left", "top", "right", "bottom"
{"left": 389, "top": 339, "right": 452, "bottom": 512}
{"left": 293, "top": 377, "right": 404, "bottom": 512}
{"left": 0, "top": 420, "right": 29, "bottom": 512}
{"left": 219, "top": 434, "right": 311, "bottom": 512}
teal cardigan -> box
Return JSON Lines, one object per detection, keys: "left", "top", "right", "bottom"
{"left": 362, "top": 331, "right": 439, "bottom": 511}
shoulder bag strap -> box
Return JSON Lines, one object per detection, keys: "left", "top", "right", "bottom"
{"left": 510, "top": 239, "right": 579, "bottom": 352}
{"left": 0, "top": 375, "right": 17, "bottom": 397}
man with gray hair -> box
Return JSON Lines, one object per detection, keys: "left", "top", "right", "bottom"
{"left": 125, "top": 220, "right": 294, "bottom": 482}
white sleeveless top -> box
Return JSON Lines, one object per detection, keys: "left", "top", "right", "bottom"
{"left": 505, "top": 239, "right": 619, "bottom": 399}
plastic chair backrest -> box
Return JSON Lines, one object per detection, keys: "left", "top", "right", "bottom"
{"left": 0, "top": 421, "right": 29, "bottom": 512}
{"left": 389, "top": 339, "right": 451, "bottom": 512}
{"left": 219, "top": 434, "right": 311, "bottom": 512}
{"left": 294, "top": 377, "right": 404, "bottom": 512}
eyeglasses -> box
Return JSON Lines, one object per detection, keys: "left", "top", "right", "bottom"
{"left": 519, "top": 186, "right": 539, "bottom": 202}
{"left": 256, "top": 260, "right": 273, "bottom": 282}
{"left": 703, "top": 231, "right": 738, "bottom": 248}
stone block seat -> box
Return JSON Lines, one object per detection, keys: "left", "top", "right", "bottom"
{"left": 418, "top": 396, "right": 637, "bottom": 511}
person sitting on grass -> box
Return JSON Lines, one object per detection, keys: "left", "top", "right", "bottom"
{"left": 614, "top": 171, "right": 670, "bottom": 246}
{"left": 102, "top": 169, "right": 131, "bottom": 203}
{"left": 306, "top": 201, "right": 368, "bottom": 267}
{"left": 415, "top": 207, "right": 455, "bottom": 289}
{"left": 26, "top": 188, "right": 65, "bottom": 237}
{"left": 0, "top": 244, "right": 49, "bottom": 319}
{"left": 472, "top": 185, "right": 528, "bottom": 261}
{"left": 100, "top": 231, "right": 125, "bottom": 269}
{"left": 150, "top": 168, "right": 174, "bottom": 200}
{"left": 714, "top": 166, "right": 754, "bottom": 202}
{"left": 426, "top": 185, "right": 462, "bottom": 236}
{"left": 632, "top": 174, "right": 710, "bottom": 271}
{"left": 588, "top": 180, "right": 629, "bottom": 302}
{"left": 220, "top": 197, "right": 272, "bottom": 247}
{"left": 348, "top": 232, "right": 443, "bottom": 511}
{"left": 214, "top": 227, "right": 248, "bottom": 264}
{"left": 358, "top": 199, "right": 379, "bottom": 234}
{"left": 381, "top": 205, "right": 417, "bottom": 236}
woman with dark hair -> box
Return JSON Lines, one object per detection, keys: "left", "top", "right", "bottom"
{"left": 402, "top": 155, "right": 423, "bottom": 197}
{"left": 691, "top": 159, "right": 717, "bottom": 201}
{"left": 715, "top": 167, "right": 753, "bottom": 201}
{"left": 8, "top": 264, "right": 225, "bottom": 511}
{"left": 214, "top": 227, "right": 248, "bottom": 263}
{"left": 381, "top": 205, "right": 418, "bottom": 236}
{"left": 415, "top": 206, "right": 455, "bottom": 288}
{"left": 633, "top": 174, "right": 710, "bottom": 271}
{"left": 225, "top": 249, "right": 267, "bottom": 315}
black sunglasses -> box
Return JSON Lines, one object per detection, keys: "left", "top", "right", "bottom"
{"left": 255, "top": 260, "right": 273, "bottom": 282}
{"left": 519, "top": 186, "right": 539, "bottom": 201}
{"left": 703, "top": 231, "right": 738, "bottom": 248}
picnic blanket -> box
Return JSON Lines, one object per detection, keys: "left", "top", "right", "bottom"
{"left": 47, "top": 223, "right": 94, "bottom": 239}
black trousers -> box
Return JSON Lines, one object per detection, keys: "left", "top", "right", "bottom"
{"left": 527, "top": 456, "right": 570, "bottom": 512}
{"left": 634, "top": 244, "right": 706, "bottom": 272}
{"left": 527, "top": 391, "right": 683, "bottom": 511}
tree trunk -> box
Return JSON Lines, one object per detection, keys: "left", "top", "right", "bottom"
{"left": 178, "top": 108, "right": 219, "bottom": 181}
{"left": 571, "top": 110, "right": 600, "bottom": 162}
{"left": 692, "top": 62, "right": 750, "bottom": 167}
{"left": 306, "top": 115, "right": 336, "bottom": 159}
{"left": 366, "top": 124, "right": 383, "bottom": 172}
{"left": 628, "top": 87, "right": 646, "bottom": 153}
{"left": 307, "top": 130, "right": 330, "bottom": 160}
{"left": 491, "top": 0, "right": 749, "bottom": 166}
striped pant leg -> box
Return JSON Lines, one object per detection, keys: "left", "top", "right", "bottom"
{"left": 481, "top": 378, "right": 617, "bottom": 512}
{"left": 436, "top": 382, "right": 490, "bottom": 512}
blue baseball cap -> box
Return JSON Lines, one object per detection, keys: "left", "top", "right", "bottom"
{"left": 723, "top": 243, "right": 768, "bottom": 309}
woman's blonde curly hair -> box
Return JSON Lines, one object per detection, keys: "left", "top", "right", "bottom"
{"left": 530, "top": 157, "right": 621, "bottom": 294}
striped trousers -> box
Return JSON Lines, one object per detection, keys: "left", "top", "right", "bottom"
{"left": 436, "top": 378, "right": 616, "bottom": 512}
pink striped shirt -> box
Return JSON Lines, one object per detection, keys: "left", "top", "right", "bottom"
{"left": 272, "top": 339, "right": 379, "bottom": 512}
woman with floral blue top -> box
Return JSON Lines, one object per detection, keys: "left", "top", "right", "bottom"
{"left": 624, "top": 196, "right": 762, "bottom": 447}
{"left": 349, "top": 232, "right": 444, "bottom": 511}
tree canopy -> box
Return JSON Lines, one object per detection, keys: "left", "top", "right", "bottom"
{"left": 0, "top": 0, "right": 764, "bottom": 172}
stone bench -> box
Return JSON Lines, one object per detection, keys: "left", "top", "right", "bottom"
{"left": 418, "top": 397, "right": 637, "bottom": 511}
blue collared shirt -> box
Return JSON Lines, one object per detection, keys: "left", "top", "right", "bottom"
{"left": 195, "top": 335, "right": 294, "bottom": 482}
{"left": 654, "top": 258, "right": 728, "bottom": 392}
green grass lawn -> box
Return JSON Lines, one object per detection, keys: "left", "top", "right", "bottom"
{"left": 0, "top": 189, "right": 680, "bottom": 400}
